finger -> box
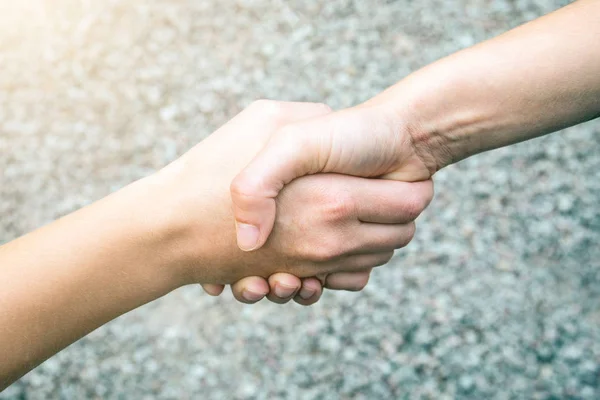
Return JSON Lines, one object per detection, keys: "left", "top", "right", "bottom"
{"left": 353, "top": 179, "right": 434, "bottom": 224}
{"left": 266, "top": 273, "right": 301, "bottom": 304}
{"left": 321, "top": 251, "right": 394, "bottom": 273}
{"left": 347, "top": 222, "right": 416, "bottom": 254}
{"left": 231, "top": 102, "right": 334, "bottom": 252}
{"left": 231, "top": 277, "right": 270, "bottom": 304}
{"left": 293, "top": 277, "right": 324, "bottom": 306}
{"left": 201, "top": 283, "right": 225, "bottom": 296}
{"left": 325, "top": 269, "right": 373, "bottom": 291}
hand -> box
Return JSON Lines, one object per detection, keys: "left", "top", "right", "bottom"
{"left": 154, "top": 100, "right": 433, "bottom": 301}
{"left": 229, "top": 101, "right": 434, "bottom": 252}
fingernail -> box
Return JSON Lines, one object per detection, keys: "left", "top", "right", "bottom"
{"left": 242, "top": 289, "right": 265, "bottom": 302}
{"left": 274, "top": 283, "right": 297, "bottom": 299}
{"left": 298, "top": 287, "right": 316, "bottom": 300}
{"left": 236, "top": 223, "right": 260, "bottom": 251}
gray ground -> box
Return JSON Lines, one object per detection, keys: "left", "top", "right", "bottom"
{"left": 1, "top": 0, "right": 599, "bottom": 398}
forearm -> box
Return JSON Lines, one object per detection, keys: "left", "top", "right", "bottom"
{"left": 0, "top": 178, "right": 186, "bottom": 389}
{"left": 374, "top": 0, "right": 600, "bottom": 173}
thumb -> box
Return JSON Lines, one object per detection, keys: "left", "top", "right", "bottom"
{"left": 230, "top": 121, "right": 330, "bottom": 251}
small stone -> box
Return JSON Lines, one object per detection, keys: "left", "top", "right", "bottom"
{"left": 536, "top": 343, "right": 555, "bottom": 363}
{"left": 458, "top": 375, "right": 475, "bottom": 394}
{"left": 562, "top": 345, "right": 583, "bottom": 364}
{"left": 159, "top": 105, "right": 179, "bottom": 121}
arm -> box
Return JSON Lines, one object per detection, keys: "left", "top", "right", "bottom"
{"left": 230, "top": 0, "right": 600, "bottom": 251}
{"left": 0, "top": 179, "right": 185, "bottom": 388}
{"left": 0, "top": 101, "right": 431, "bottom": 389}
{"left": 374, "top": 0, "right": 600, "bottom": 174}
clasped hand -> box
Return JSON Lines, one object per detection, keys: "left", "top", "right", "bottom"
{"left": 156, "top": 100, "right": 433, "bottom": 305}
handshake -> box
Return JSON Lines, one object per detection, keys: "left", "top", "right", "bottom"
{"left": 4, "top": 2, "right": 599, "bottom": 384}
{"left": 4, "top": 2, "right": 599, "bottom": 385}
{"left": 156, "top": 99, "right": 436, "bottom": 305}
{"left": 128, "top": 0, "right": 600, "bottom": 305}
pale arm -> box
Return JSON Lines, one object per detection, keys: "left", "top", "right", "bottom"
{"left": 378, "top": 0, "right": 600, "bottom": 173}
{"left": 230, "top": 0, "right": 600, "bottom": 250}
{"left": 0, "top": 179, "right": 185, "bottom": 389}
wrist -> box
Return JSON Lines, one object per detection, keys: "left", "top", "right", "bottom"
{"left": 138, "top": 160, "right": 239, "bottom": 286}
{"left": 362, "top": 72, "right": 461, "bottom": 177}
{"left": 384, "top": 69, "right": 471, "bottom": 174}
{"left": 374, "top": 51, "right": 506, "bottom": 174}
{"left": 112, "top": 175, "right": 196, "bottom": 289}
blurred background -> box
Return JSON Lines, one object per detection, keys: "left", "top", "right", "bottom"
{"left": 1, "top": 0, "right": 599, "bottom": 398}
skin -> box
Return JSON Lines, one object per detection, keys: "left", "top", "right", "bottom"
{"left": 0, "top": 101, "right": 431, "bottom": 389}
{"left": 230, "top": 0, "right": 600, "bottom": 252}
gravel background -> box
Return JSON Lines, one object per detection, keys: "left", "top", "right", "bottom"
{"left": 1, "top": 0, "right": 599, "bottom": 398}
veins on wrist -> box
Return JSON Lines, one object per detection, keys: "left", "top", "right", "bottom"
{"left": 407, "top": 120, "right": 455, "bottom": 176}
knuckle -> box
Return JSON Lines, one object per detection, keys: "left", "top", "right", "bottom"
{"left": 324, "top": 192, "right": 355, "bottom": 221}
{"left": 230, "top": 176, "right": 253, "bottom": 198}
{"left": 311, "top": 248, "right": 333, "bottom": 263}
{"left": 292, "top": 240, "right": 314, "bottom": 260}
{"left": 310, "top": 236, "right": 345, "bottom": 263}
